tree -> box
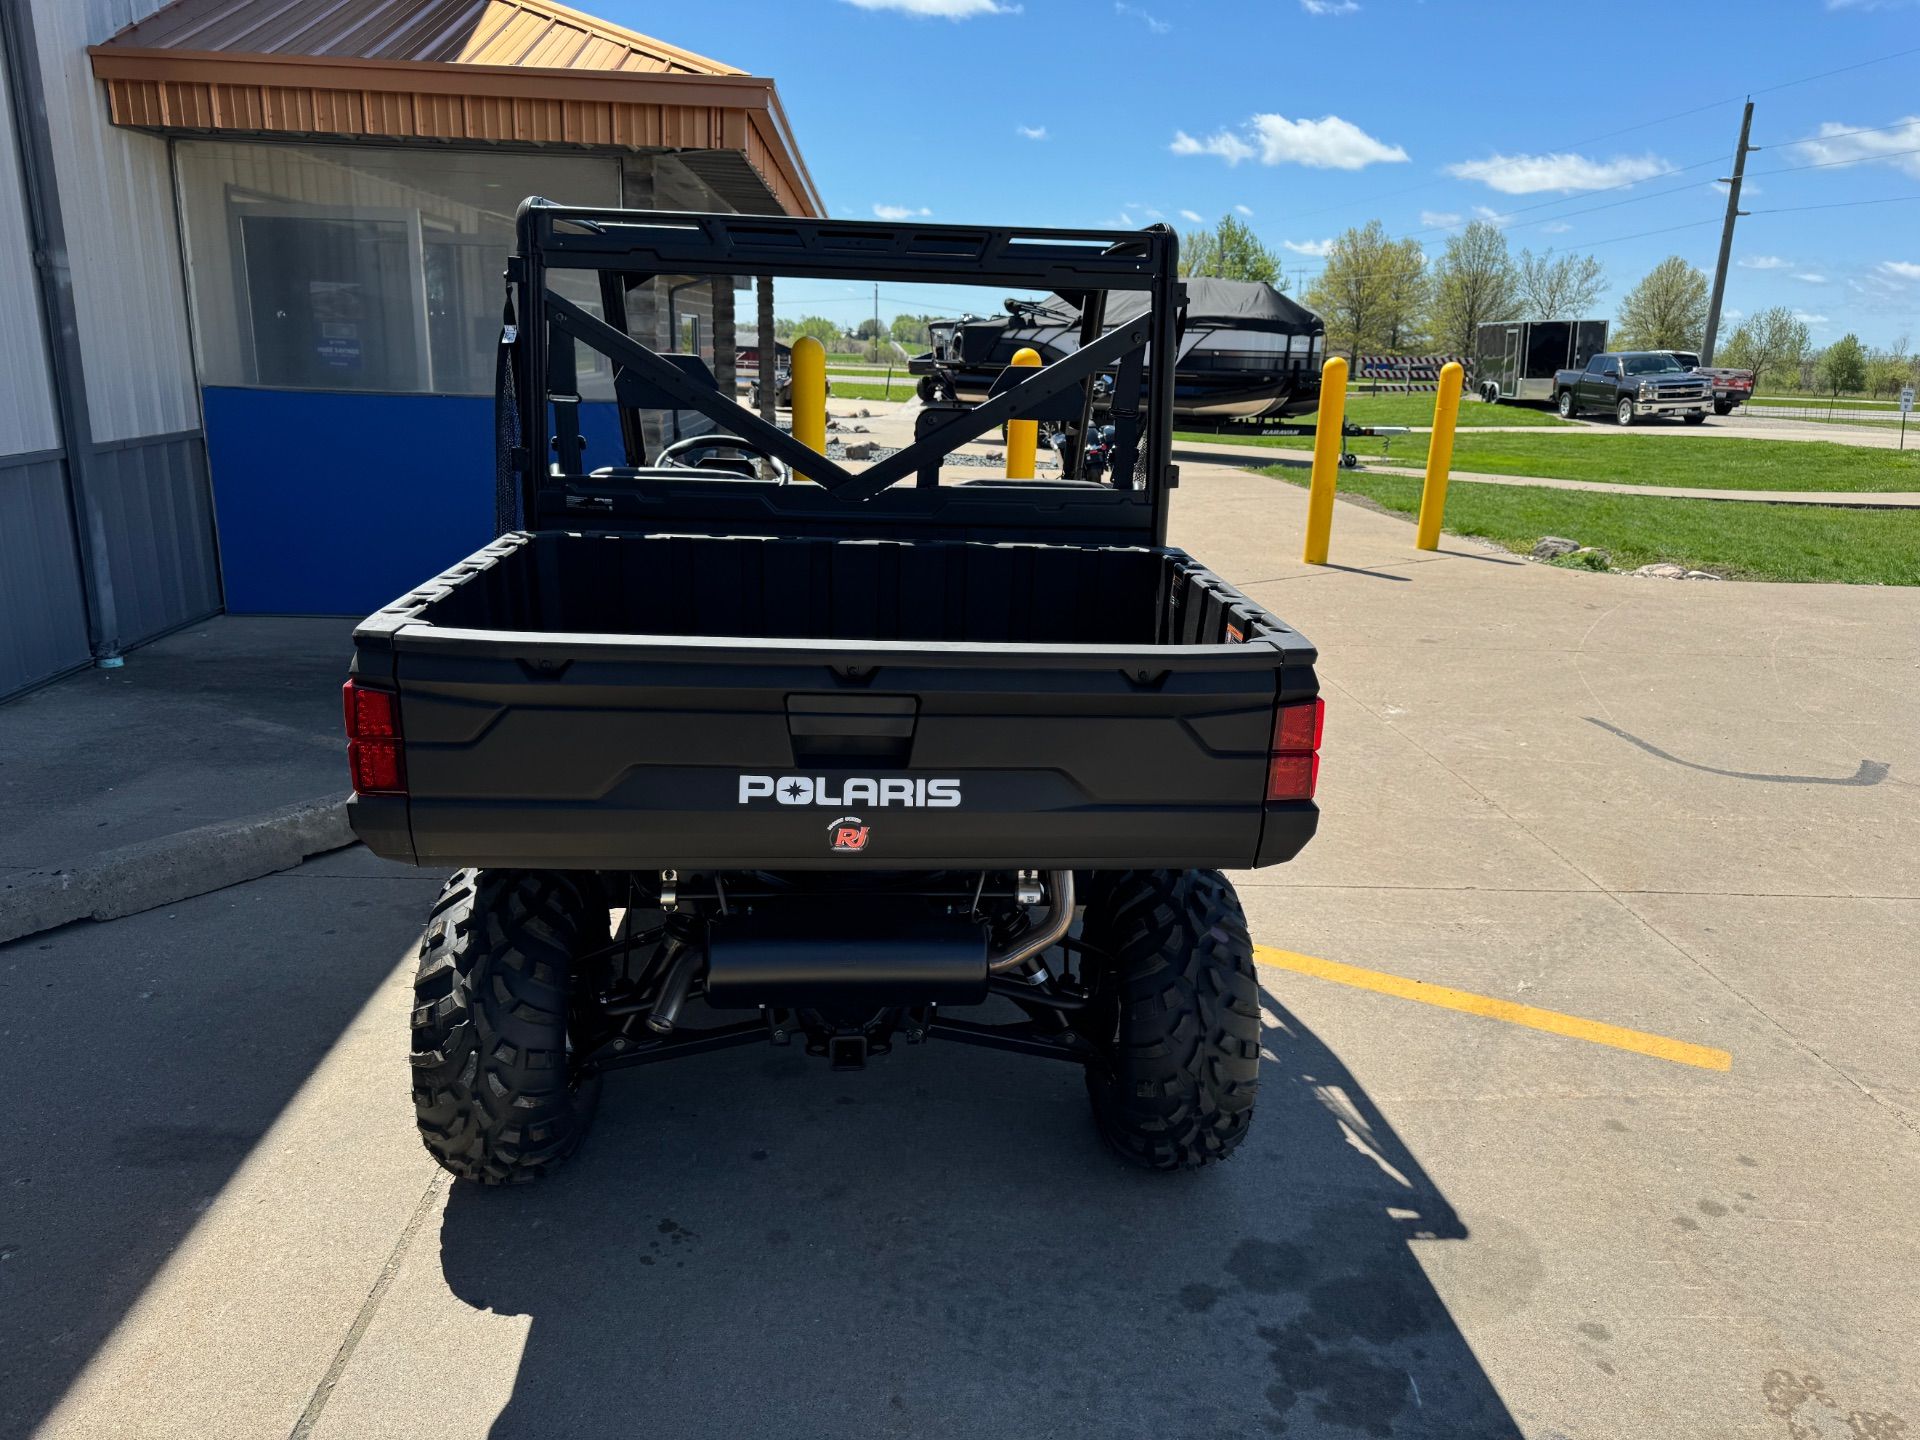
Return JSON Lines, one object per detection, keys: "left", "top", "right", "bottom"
{"left": 1303, "top": 220, "right": 1430, "bottom": 360}
{"left": 1426, "top": 220, "right": 1518, "bottom": 358}
{"left": 1715, "top": 306, "right": 1809, "bottom": 390}
{"left": 1514, "top": 249, "right": 1605, "bottom": 319}
{"left": 1864, "top": 336, "right": 1910, "bottom": 398}
{"left": 1179, "top": 214, "right": 1281, "bottom": 287}
{"left": 1818, "top": 333, "right": 1868, "bottom": 397}
{"left": 1613, "top": 255, "right": 1709, "bottom": 351}
{"left": 855, "top": 318, "right": 884, "bottom": 341}
{"left": 890, "top": 313, "right": 935, "bottom": 347}
{"left": 789, "top": 315, "right": 840, "bottom": 348}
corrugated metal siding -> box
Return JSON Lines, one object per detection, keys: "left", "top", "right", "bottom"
{"left": 99, "top": 0, "right": 743, "bottom": 76}
{"left": 0, "top": 456, "right": 92, "bottom": 695}
{"left": 0, "top": 48, "right": 59, "bottom": 457}
{"left": 87, "top": 432, "right": 221, "bottom": 641}
{"left": 32, "top": 0, "right": 198, "bottom": 445}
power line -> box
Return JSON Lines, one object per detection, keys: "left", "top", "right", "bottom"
{"left": 1749, "top": 194, "right": 1920, "bottom": 215}
{"left": 1761, "top": 116, "right": 1920, "bottom": 149}
{"left": 1747, "top": 144, "right": 1920, "bottom": 178}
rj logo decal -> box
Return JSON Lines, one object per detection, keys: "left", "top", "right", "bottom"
{"left": 827, "top": 816, "right": 871, "bottom": 853}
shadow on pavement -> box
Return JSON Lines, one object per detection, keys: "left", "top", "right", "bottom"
{"left": 441, "top": 991, "right": 1522, "bottom": 1439}
{"left": 0, "top": 866, "right": 431, "bottom": 1440}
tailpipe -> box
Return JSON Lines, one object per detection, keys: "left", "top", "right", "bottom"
{"left": 986, "top": 870, "right": 1074, "bottom": 976}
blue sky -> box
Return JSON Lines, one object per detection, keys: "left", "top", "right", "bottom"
{"left": 609, "top": 0, "right": 1920, "bottom": 348}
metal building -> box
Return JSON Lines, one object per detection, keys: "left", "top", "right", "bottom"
{"left": 1, "top": 0, "right": 820, "bottom": 699}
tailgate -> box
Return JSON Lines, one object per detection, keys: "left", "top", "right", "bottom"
{"left": 349, "top": 626, "right": 1318, "bottom": 872}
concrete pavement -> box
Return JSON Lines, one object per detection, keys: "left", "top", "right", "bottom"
{"left": 5, "top": 463, "right": 1917, "bottom": 1439}
{"left": 0, "top": 617, "right": 358, "bottom": 942}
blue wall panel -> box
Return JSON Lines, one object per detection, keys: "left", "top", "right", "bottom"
{"left": 203, "top": 388, "right": 624, "bottom": 615}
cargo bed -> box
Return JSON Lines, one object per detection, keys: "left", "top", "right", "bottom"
{"left": 348, "top": 529, "right": 1318, "bottom": 872}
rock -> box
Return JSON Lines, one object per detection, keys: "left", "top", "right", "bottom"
{"left": 843, "top": 441, "right": 877, "bottom": 460}
{"left": 857, "top": 408, "right": 872, "bottom": 418}
{"left": 1532, "top": 536, "right": 1580, "bottom": 559}
{"left": 1683, "top": 570, "right": 1722, "bottom": 581}
{"left": 847, "top": 424, "right": 870, "bottom": 434}
{"left": 1632, "top": 562, "right": 1689, "bottom": 579}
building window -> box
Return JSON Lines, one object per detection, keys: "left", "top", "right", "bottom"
{"left": 175, "top": 142, "right": 620, "bottom": 397}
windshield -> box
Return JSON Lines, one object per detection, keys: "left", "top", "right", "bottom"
{"left": 1623, "top": 353, "right": 1688, "bottom": 376}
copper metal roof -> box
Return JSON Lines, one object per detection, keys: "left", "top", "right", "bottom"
{"left": 88, "top": 0, "right": 821, "bottom": 216}
{"left": 96, "top": 0, "right": 742, "bottom": 76}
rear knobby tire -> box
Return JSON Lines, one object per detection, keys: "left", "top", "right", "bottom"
{"left": 410, "top": 869, "right": 605, "bottom": 1185}
{"left": 1080, "top": 869, "right": 1261, "bottom": 1171}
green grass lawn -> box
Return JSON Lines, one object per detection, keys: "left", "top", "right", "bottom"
{"left": 1745, "top": 406, "right": 1912, "bottom": 431}
{"left": 829, "top": 377, "right": 918, "bottom": 401}
{"left": 1261, "top": 467, "right": 1920, "bottom": 585}
{"left": 1353, "top": 394, "right": 1576, "bottom": 428}
{"left": 1182, "top": 394, "right": 1572, "bottom": 440}
{"left": 1229, "top": 432, "right": 1920, "bottom": 493}
{"left": 1751, "top": 392, "right": 1902, "bottom": 407}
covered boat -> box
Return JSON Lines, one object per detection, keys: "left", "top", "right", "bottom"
{"left": 911, "top": 277, "right": 1324, "bottom": 422}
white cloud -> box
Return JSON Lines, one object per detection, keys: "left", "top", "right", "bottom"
{"left": 1176, "top": 114, "right": 1406, "bottom": 170}
{"left": 1252, "top": 115, "right": 1407, "bottom": 169}
{"left": 1300, "top": 0, "right": 1359, "bottom": 12}
{"left": 1793, "top": 116, "right": 1920, "bottom": 178}
{"left": 841, "top": 0, "right": 1017, "bottom": 15}
{"left": 1739, "top": 255, "right": 1791, "bottom": 270}
{"left": 1283, "top": 238, "right": 1335, "bottom": 257}
{"left": 1171, "top": 129, "right": 1255, "bottom": 164}
{"left": 1793, "top": 273, "right": 1828, "bottom": 284}
{"left": 1419, "top": 210, "right": 1462, "bottom": 228}
{"left": 872, "top": 203, "right": 932, "bottom": 220}
{"left": 1539, "top": 221, "right": 1573, "bottom": 234}
{"left": 1114, "top": 1, "right": 1171, "bottom": 30}
{"left": 1446, "top": 151, "right": 1668, "bottom": 194}
{"left": 1016, "top": 124, "right": 1047, "bottom": 140}
{"left": 1235, "top": 204, "right": 1254, "bottom": 216}
{"left": 1881, "top": 260, "right": 1920, "bottom": 280}
{"left": 1471, "top": 204, "right": 1509, "bottom": 227}
{"left": 1793, "top": 311, "right": 1829, "bottom": 325}
{"left": 1722, "top": 309, "right": 1743, "bottom": 322}
{"left": 1179, "top": 209, "right": 1205, "bottom": 223}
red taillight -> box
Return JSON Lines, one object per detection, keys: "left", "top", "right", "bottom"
{"left": 344, "top": 680, "right": 398, "bottom": 739}
{"left": 1267, "top": 697, "right": 1325, "bottom": 801}
{"left": 343, "top": 680, "right": 406, "bottom": 795}
{"left": 350, "top": 739, "right": 406, "bottom": 794}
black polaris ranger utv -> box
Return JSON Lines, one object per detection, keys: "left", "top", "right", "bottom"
{"left": 344, "top": 202, "right": 1323, "bottom": 1184}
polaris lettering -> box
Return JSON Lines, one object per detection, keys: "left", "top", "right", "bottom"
{"left": 738, "top": 775, "right": 962, "bottom": 808}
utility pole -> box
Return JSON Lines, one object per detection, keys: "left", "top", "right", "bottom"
{"left": 1702, "top": 98, "right": 1755, "bottom": 366}
{"left": 873, "top": 282, "right": 880, "bottom": 351}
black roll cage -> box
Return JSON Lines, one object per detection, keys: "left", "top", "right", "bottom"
{"left": 504, "top": 201, "right": 1184, "bottom": 544}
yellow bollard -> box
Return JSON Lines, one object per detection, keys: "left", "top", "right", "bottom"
{"left": 1415, "top": 361, "right": 1465, "bottom": 550}
{"left": 790, "top": 335, "right": 827, "bottom": 482}
{"left": 1302, "top": 356, "right": 1348, "bottom": 565}
{"left": 1005, "top": 347, "right": 1042, "bottom": 478}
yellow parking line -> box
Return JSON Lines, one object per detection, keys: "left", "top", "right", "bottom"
{"left": 1253, "top": 945, "right": 1732, "bottom": 1072}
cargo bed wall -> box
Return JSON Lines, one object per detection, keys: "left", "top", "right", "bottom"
{"left": 415, "top": 532, "right": 1172, "bottom": 646}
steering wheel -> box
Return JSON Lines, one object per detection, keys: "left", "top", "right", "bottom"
{"left": 655, "top": 433, "right": 790, "bottom": 483}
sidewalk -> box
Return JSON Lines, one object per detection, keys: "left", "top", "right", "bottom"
{"left": 0, "top": 616, "right": 357, "bottom": 941}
